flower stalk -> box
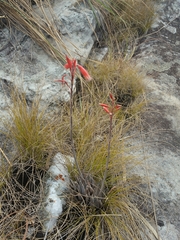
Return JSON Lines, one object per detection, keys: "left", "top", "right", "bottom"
{"left": 55, "top": 56, "right": 92, "bottom": 178}
{"left": 99, "top": 93, "right": 121, "bottom": 195}
{"left": 69, "top": 60, "right": 81, "bottom": 177}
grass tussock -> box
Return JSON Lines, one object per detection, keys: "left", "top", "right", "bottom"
{"left": 89, "top": 0, "right": 154, "bottom": 54}
{"left": 3, "top": 88, "right": 69, "bottom": 169}
{"left": 109, "top": 0, "right": 154, "bottom": 34}
{"left": 85, "top": 56, "right": 146, "bottom": 122}
{"left": 58, "top": 183, "right": 158, "bottom": 240}
{"left": 86, "top": 57, "right": 144, "bottom": 99}
{"left": 69, "top": 103, "right": 127, "bottom": 179}
{"left": 0, "top": 159, "right": 45, "bottom": 239}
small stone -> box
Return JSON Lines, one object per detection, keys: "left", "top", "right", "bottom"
{"left": 157, "top": 219, "right": 164, "bottom": 227}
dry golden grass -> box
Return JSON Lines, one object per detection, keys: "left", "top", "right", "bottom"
{"left": 3, "top": 88, "right": 70, "bottom": 169}
{"left": 85, "top": 55, "right": 146, "bottom": 125}
{"left": 56, "top": 172, "right": 159, "bottom": 240}
{"left": 0, "top": 0, "right": 67, "bottom": 63}
{"left": 109, "top": 0, "right": 154, "bottom": 34}
{"left": 88, "top": 0, "right": 154, "bottom": 55}
{"left": 0, "top": 159, "right": 46, "bottom": 239}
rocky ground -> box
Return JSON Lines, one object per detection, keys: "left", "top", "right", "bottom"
{"left": 0, "top": 0, "right": 180, "bottom": 239}
{"left": 133, "top": 0, "right": 180, "bottom": 239}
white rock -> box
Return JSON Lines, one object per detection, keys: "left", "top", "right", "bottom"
{"left": 43, "top": 152, "right": 74, "bottom": 235}
{"left": 158, "top": 223, "right": 180, "bottom": 240}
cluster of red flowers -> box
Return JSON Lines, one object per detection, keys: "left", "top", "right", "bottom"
{"left": 99, "top": 93, "right": 121, "bottom": 116}
{"left": 55, "top": 56, "right": 92, "bottom": 86}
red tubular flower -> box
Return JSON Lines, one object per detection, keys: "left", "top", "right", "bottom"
{"left": 109, "top": 93, "right": 115, "bottom": 102}
{"left": 103, "top": 106, "right": 113, "bottom": 115}
{"left": 77, "top": 64, "right": 92, "bottom": 81}
{"left": 115, "top": 104, "right": 121, "bottom": 110}
{"left": 72, "top": 59, "right": 77, "bottom": 70}
{"left": 54, "top": 75, "right": 70, "bottom": 88}
{"left": 64, "top": 56, "right": 92, "bottom": 81}
{"left": 64, "top": 56, "right": 77, "bottom": 80}
{"left": 99, "top": 103, "right": 112, "bottom": 115}
{"left": 99, "top": 103, "right": 109, "bottom": 108}
{"left": 99, "top": 93, "right": 121, "bottom": 116}
{"left": 64, "top": 63, "right": 70, "bottom": 69}
{"left": 64, "top": 55, "right": 74, "bottom": 69}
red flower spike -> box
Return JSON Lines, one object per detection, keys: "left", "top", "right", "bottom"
{"left": 99, "top": 103, "right": 109, "bottom": 108}
{"left": 73, "top": 59, "right": 77, "bottom": 68}
{"left": 77, "top": 64, "right": 92, "bottom": 81}
{"left": 54, "top": 78, "right": 66, "bottom": 85}
{"left": 109, "top": 93, "right": 115, "bottom": 102}
{"left": 54, "top": 75, "right": 69, "bottom": 87}
{"left": 64, "top": 56, "right": 77, "bottom": 70}
{"left": 100, "top": 95, "right": 121, "bottom": 116}
{"left": 100, "top": 103, "right": 112, "bottom": 115}
{"left": 103, "top": 106, "right": 112, "bottom": 115}
{"left": 115, "top": 104, "right": 121, "bottom": 110}
{"left": 65, "top": 55, "right": 72, "bottom": 69}
{"left": 64, "top": 55, "right": 91, "bottom": 80}
{"left": 64, "top": 63, "right": 69, "bottom": 69}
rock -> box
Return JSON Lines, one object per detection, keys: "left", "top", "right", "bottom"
{"left": 158, "top": 223, "right": 180, "bottom": 240}
{"left": 33, "top": 0, "right": 96, "bottom": 63}
{"left": 40, "top": 152, "right": 74, "bottom": 237}
{"left": 133, "top": 0, "right": 180, "bottom": 238}
{"left": 0, "top": 79, "right": 11, "bottom": 128}
{"left": 89, "top": 47, "right": 108, "bottom": 62}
